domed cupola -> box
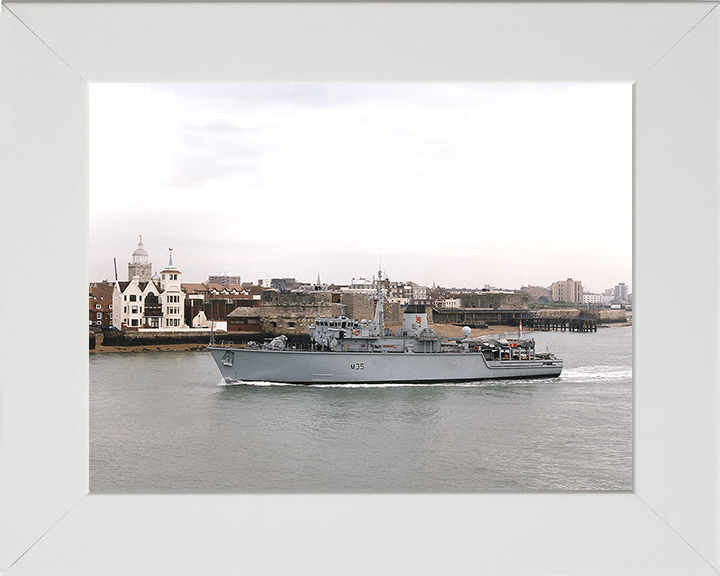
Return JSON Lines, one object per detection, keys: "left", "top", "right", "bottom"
{"left": 128, "top": 235, "right": 152, "bottom": 281}
{"left": 132, "top": 236, "right": 149, "bottom": 264}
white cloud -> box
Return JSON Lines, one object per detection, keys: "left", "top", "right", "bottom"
{"left": 90, "top": 83, "right": 631, "bottom": 292}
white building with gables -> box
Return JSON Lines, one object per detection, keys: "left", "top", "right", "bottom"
{"left": 112, "top": 240, "right": 188, "bottom": 330}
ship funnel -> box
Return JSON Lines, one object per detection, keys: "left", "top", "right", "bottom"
{"left": 403, "top": 304, "right": 428, "bottom": 335}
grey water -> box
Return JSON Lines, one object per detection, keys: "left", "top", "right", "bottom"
{"left": 90, "top": 326, "right": 632, "bottom": 491}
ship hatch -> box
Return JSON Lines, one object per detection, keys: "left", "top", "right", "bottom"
{"left": 221, "top": 351, "right": 234, "bottom": 367}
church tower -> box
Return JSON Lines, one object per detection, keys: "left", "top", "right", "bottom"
{"left": 128, "top": 235, "right": 152, "bottom": 281}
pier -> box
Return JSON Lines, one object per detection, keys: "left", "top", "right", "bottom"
{"left": 433, "top": 308, "right": 599, "bottom": 333}
{"left": 520, "top": 316, "right": 597, "bottom": 332}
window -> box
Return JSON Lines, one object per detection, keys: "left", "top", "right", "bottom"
{"left": 97, "top": 312, "right": 102, "bottom": 319}
{"left": 131, "top": 306, "right": 138, "bottom": 314}
{"left": 130, "top": 294, "right": 136, "bottom": 302}
{"left": 95, "top": 304, "right": 101, "bottom": 309}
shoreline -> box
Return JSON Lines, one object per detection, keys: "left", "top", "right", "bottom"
{"left": 90, "top": 322, "right": 630, "bottom": 354}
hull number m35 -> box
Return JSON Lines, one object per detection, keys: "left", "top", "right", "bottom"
{"left": 350, "top": 363, "right": 365, "bottom": 371}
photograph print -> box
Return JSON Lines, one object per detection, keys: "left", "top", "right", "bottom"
{"left": 89, "top": 83, "right": 632, "bottom": 491}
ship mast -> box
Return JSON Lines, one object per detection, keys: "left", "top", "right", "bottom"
{"left": 372, "top": 266, "right": 385, "bottom": 336}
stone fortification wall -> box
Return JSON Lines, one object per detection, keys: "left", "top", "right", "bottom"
{"left": 340, "top": 291, "right": 376, "bottom": 322}
{"left": 460, "top": 292, "right": 529, "bottom": 310}
{"left": 102, "top": 330, "right": 215, "bottom": 346}
{"left": 532, "top": 308, "right": 628, "bottom": 323}
{"left": 532, "top": 309, "right": 583, "bottom": 319}
{"left": 386, "top": 301, "right": 404, "bottom": 323}
{"left": 261, "top": 291, "right": 333, "bottom": 306}
{"left": 259, "top": 291, "right": 407, "bottom": 335}
{"left": 597, "top": 309, "right": 629, "bottom": 323}
{"left": 260, "top": 291, "right": 342, "bottom": 336}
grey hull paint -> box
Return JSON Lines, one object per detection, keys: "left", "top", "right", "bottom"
{"left": 208, "top": 346, "right": 563, "bottom": 385}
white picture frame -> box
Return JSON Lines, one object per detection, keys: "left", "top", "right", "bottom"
{"left": 1, "top": 2, "right": 718, "bottom": 574}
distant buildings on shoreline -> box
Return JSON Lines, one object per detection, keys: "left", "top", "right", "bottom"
{"left": 89, "top": 237, "right": 632, "bottom": 330}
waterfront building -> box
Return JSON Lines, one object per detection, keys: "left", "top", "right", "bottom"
{"left": 111, "top": 244, "right": 188, "bottom": 330}
{"left": 207, "top": 273, "right": 242, "bottom": 287}
{"left": 550, "top": 278, "right": 584, "bottom": 304}
{"left": 583, "top": 292, "right": 604, "bottom": 305}
{"left": 183, "top": 283, "right": 262, "bottom": 325}
{"left": 89, "top": 283, "right": 114, "bottom": 327}
{"left": 112, "top": 275, "right": 161, "bottom": 329}
{"left": 226, "top": 306, "right": 263, "bottom": 332}
{"left": 158, "top": 249, "right": 185, "bottom": 328}
{"left": 271, "top": 278, "right": 300, "bottom": 292}
{"left": 349, "top": 277, "right": 375, "bottom": 292}
{"left": 614, "top": 282, "right": 629, "bottom": 302}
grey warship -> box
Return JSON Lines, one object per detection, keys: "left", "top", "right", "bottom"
{"left": 208, "top": 274, "right": 563, "bottom": 385}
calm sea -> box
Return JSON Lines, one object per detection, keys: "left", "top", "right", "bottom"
{"left": 90, "top": 326, "right": 632, "bottom": 491}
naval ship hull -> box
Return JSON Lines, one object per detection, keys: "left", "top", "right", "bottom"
{"left": 208, "top": 346, "right": 563, "bottom": 385}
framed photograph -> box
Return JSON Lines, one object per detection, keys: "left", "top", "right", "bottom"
{"left": 1, "top": 2, "right": 718, "bottom": 574}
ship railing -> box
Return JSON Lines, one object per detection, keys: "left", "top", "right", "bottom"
{"left": 213, "top": 339, "right": 318, "bottom": 352}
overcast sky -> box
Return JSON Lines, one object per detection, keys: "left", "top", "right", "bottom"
{"left": 90, "top": 83, "right": 631, "bottom": 294}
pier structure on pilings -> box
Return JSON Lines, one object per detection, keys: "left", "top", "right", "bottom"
{"left": 432, "top": 308, "right": 598, "bottom": 333}
{"left": 520, "top": 316, "right": 597, "bottom": 332}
